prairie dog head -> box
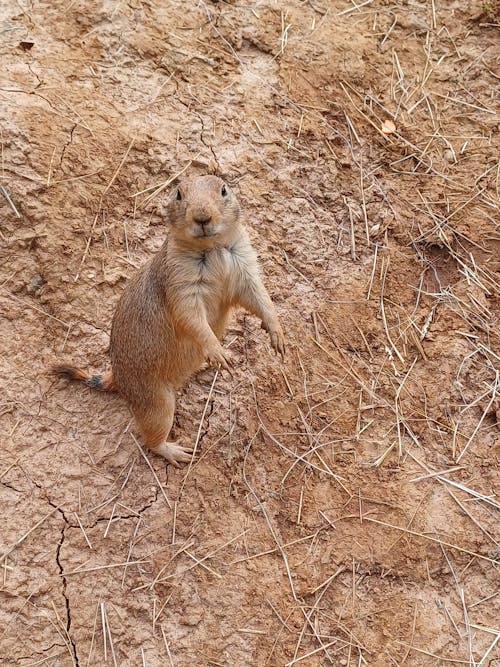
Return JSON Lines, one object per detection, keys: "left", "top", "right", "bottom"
{"left": 166, "top": 175, "right": 241, "bottom": 247}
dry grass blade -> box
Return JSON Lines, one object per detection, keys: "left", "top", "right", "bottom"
{"left": 380, "top": 256, "right": 404, "bottom": 364}
{"left": 0, "top": 184, "right": 21, "bottom": 217}
{"left": 251, "top": 381, "right": 348, "bottom": 486}
{"left": 457, "top": 370, "right": 499, "bottom": 463}
{"left": 7, "top": 292, "right": 70, "bottom": 327}
{"left": 22, "top": 651, "right": 65, "bottom": 666}
{"left": 74, "top": 512, "right": 93, "bottom": 549}
{"left": 75, "top": 136, "right": 135, "bottom": 281}
{"left": 242, "top": 430, "right": 299, "bottom": 603}
{"left": 101, "top": 602, "right": 118, "bottom": 667}
{"left": 337, "top": 1, "right": 374, "bottom": 18}
{"left": 86, "top": 599, "right": 101, "bottom": 667}
{"left": 394, "top": 357, "right": 418, "bottom": 457}
{"left": 121, "top": 517, "right": 142, "bottom": 588}
{"left": 140, "top": 159, "right": 197, "bottom": 206}
{"left": 436, "top": 476, "right": 500, "bottom": 511}
{"left": 395, "top": 641, "right": 471, "bottom": 663}
{"left": 400, "top": 602, "right": 419, "bottom": 664}
{"left": 231, "top": 532, "right": 316, "bottom": 565}
{"left": 410, "top": 466, "right": 464, "bottom": 482}
{"left": 130, "top": 433, "right": 172, "bottom": 509}
{"left": 183, "top": 550, "right": 222, "bottom": 578}
{"left": 265, "top": 606, "right": 295, "bottom": 666}
{"left": 286, "top": 639, "right": 338, "bottom": 666}
{"left": 0, "top": 506, "right": 60, "bottom": 563}
{"left": 339, "top": 82, "right": 394, "bottom": 142}
{"left": 366, "top": 517, "right": 498, "bottom": 565}
{"left": 366, "top": 242, "right": 379, "bottom": 300}
{"left": 310, "top": 337, "right": 421, "bottom": 452}
{"left": 49, "top": 600, "right": 77, "bottom": 667}
{"left": 153, "top": 594, "right": 172, "bottom": 632}
{"left": 445, "top": 490, "right": 498, "bottom": 546}
{"left": 478, "top": 633, "right": 500, "bottom": 666}
{"left": 179, "top": 369, "right": 219, "bottom": 497}
{"left": 161, "top": 625, "right": 175, "bottom": 667}
{"left": 409, "top": 451, "right": 500, "bottom": 513}
{"left": 292, "top": 565, "right": 345, "bottom": 663}
{"left": 63, "top": 559, "right": 149, "bottom": 576}
{"left": 146, "top": 530, "right": 247, "bottom": 588}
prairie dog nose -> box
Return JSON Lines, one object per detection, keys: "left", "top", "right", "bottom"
{"left": 193, "top": 213, "right": 212, "bottom": 226}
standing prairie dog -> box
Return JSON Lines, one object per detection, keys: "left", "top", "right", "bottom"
{"left": 53, "top": 175, "right": 285, "bottom": 465}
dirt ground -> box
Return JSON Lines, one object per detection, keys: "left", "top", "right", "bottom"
{"left": 1, "top": 1, "right": 499, "bottom": 665}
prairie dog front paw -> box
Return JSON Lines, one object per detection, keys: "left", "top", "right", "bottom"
{"left": 262, "top": 320, "right": 285, "bottom": 357}
{"left": 269, "top": 325, "right": 285, "bottom": 357}
{"left": 206, "top": 344, "right": 234, "bottom": 371}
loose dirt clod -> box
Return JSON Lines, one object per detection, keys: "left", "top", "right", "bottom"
{"left": 1, "top": 1, "right": 499, "bottom": 665}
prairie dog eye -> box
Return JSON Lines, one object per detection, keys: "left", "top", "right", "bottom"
{"left": 176, "top": 189, "right": 182, "bottom": 201}
{"left": 221, "top": 185, "right": 227, "bottom": 197}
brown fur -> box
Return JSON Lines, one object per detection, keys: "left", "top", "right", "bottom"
{"left": 53, "top": 175, "right": 285, "bottom": 465}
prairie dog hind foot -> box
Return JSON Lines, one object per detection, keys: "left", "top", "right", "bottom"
{"left": 153, "top": 442, "right": 194, "bottom": 467}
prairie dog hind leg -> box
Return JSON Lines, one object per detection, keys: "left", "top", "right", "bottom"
{"left": 131, "top": 384, "right": 193, "bottom": 467}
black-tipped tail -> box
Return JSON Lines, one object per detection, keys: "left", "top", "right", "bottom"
{"left": 51, "top": 365, "right": 115, "bottom": 392}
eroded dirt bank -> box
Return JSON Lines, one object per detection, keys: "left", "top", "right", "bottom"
{"left": 1, "top": 1, "right": 499, "bottom": 665}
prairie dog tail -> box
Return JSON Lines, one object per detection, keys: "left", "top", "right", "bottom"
{"left": 51, "top": 365, "right": 116, "bottom": 392}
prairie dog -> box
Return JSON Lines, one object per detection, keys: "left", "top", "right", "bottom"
{"left": 53, "top": 175, "right": 285, "bottom": 465}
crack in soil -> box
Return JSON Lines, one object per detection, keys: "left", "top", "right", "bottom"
{"left": 26, "top": 479, "right": 80, "bottom": 665}
{"left": 92, "top": 488, "right": 159, "bottom": 526}
{"left": 27, "top": 63, "right": 41, "bottom": 89}
{"left": 55, "top": 514, "right": 80, "bottom": 667}
{"left": 59, "top": 123, "right": 78, "bottom": 171}
{"left": 1, "top": 480, "right": 23, "bottom": 495}
{"left": 18, "top": 642, "right": 66, "bottom": 660}
{"left": 196, "top": 112, "right": 221, "bottom": 173}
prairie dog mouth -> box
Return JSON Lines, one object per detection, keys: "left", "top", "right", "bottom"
{"left": 193, "top": 227, "right": 218, "bottom": 238}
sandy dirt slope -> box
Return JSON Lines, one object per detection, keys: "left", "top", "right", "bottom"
{"left": 1, "top": 1, "right": 499, "bottom": 665}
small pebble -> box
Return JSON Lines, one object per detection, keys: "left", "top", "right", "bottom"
{"left": 443, "top": 148, "right": 455, "bottom": 163}
{"left": 27, "top": 274, "right": 44, "bottom": 294}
